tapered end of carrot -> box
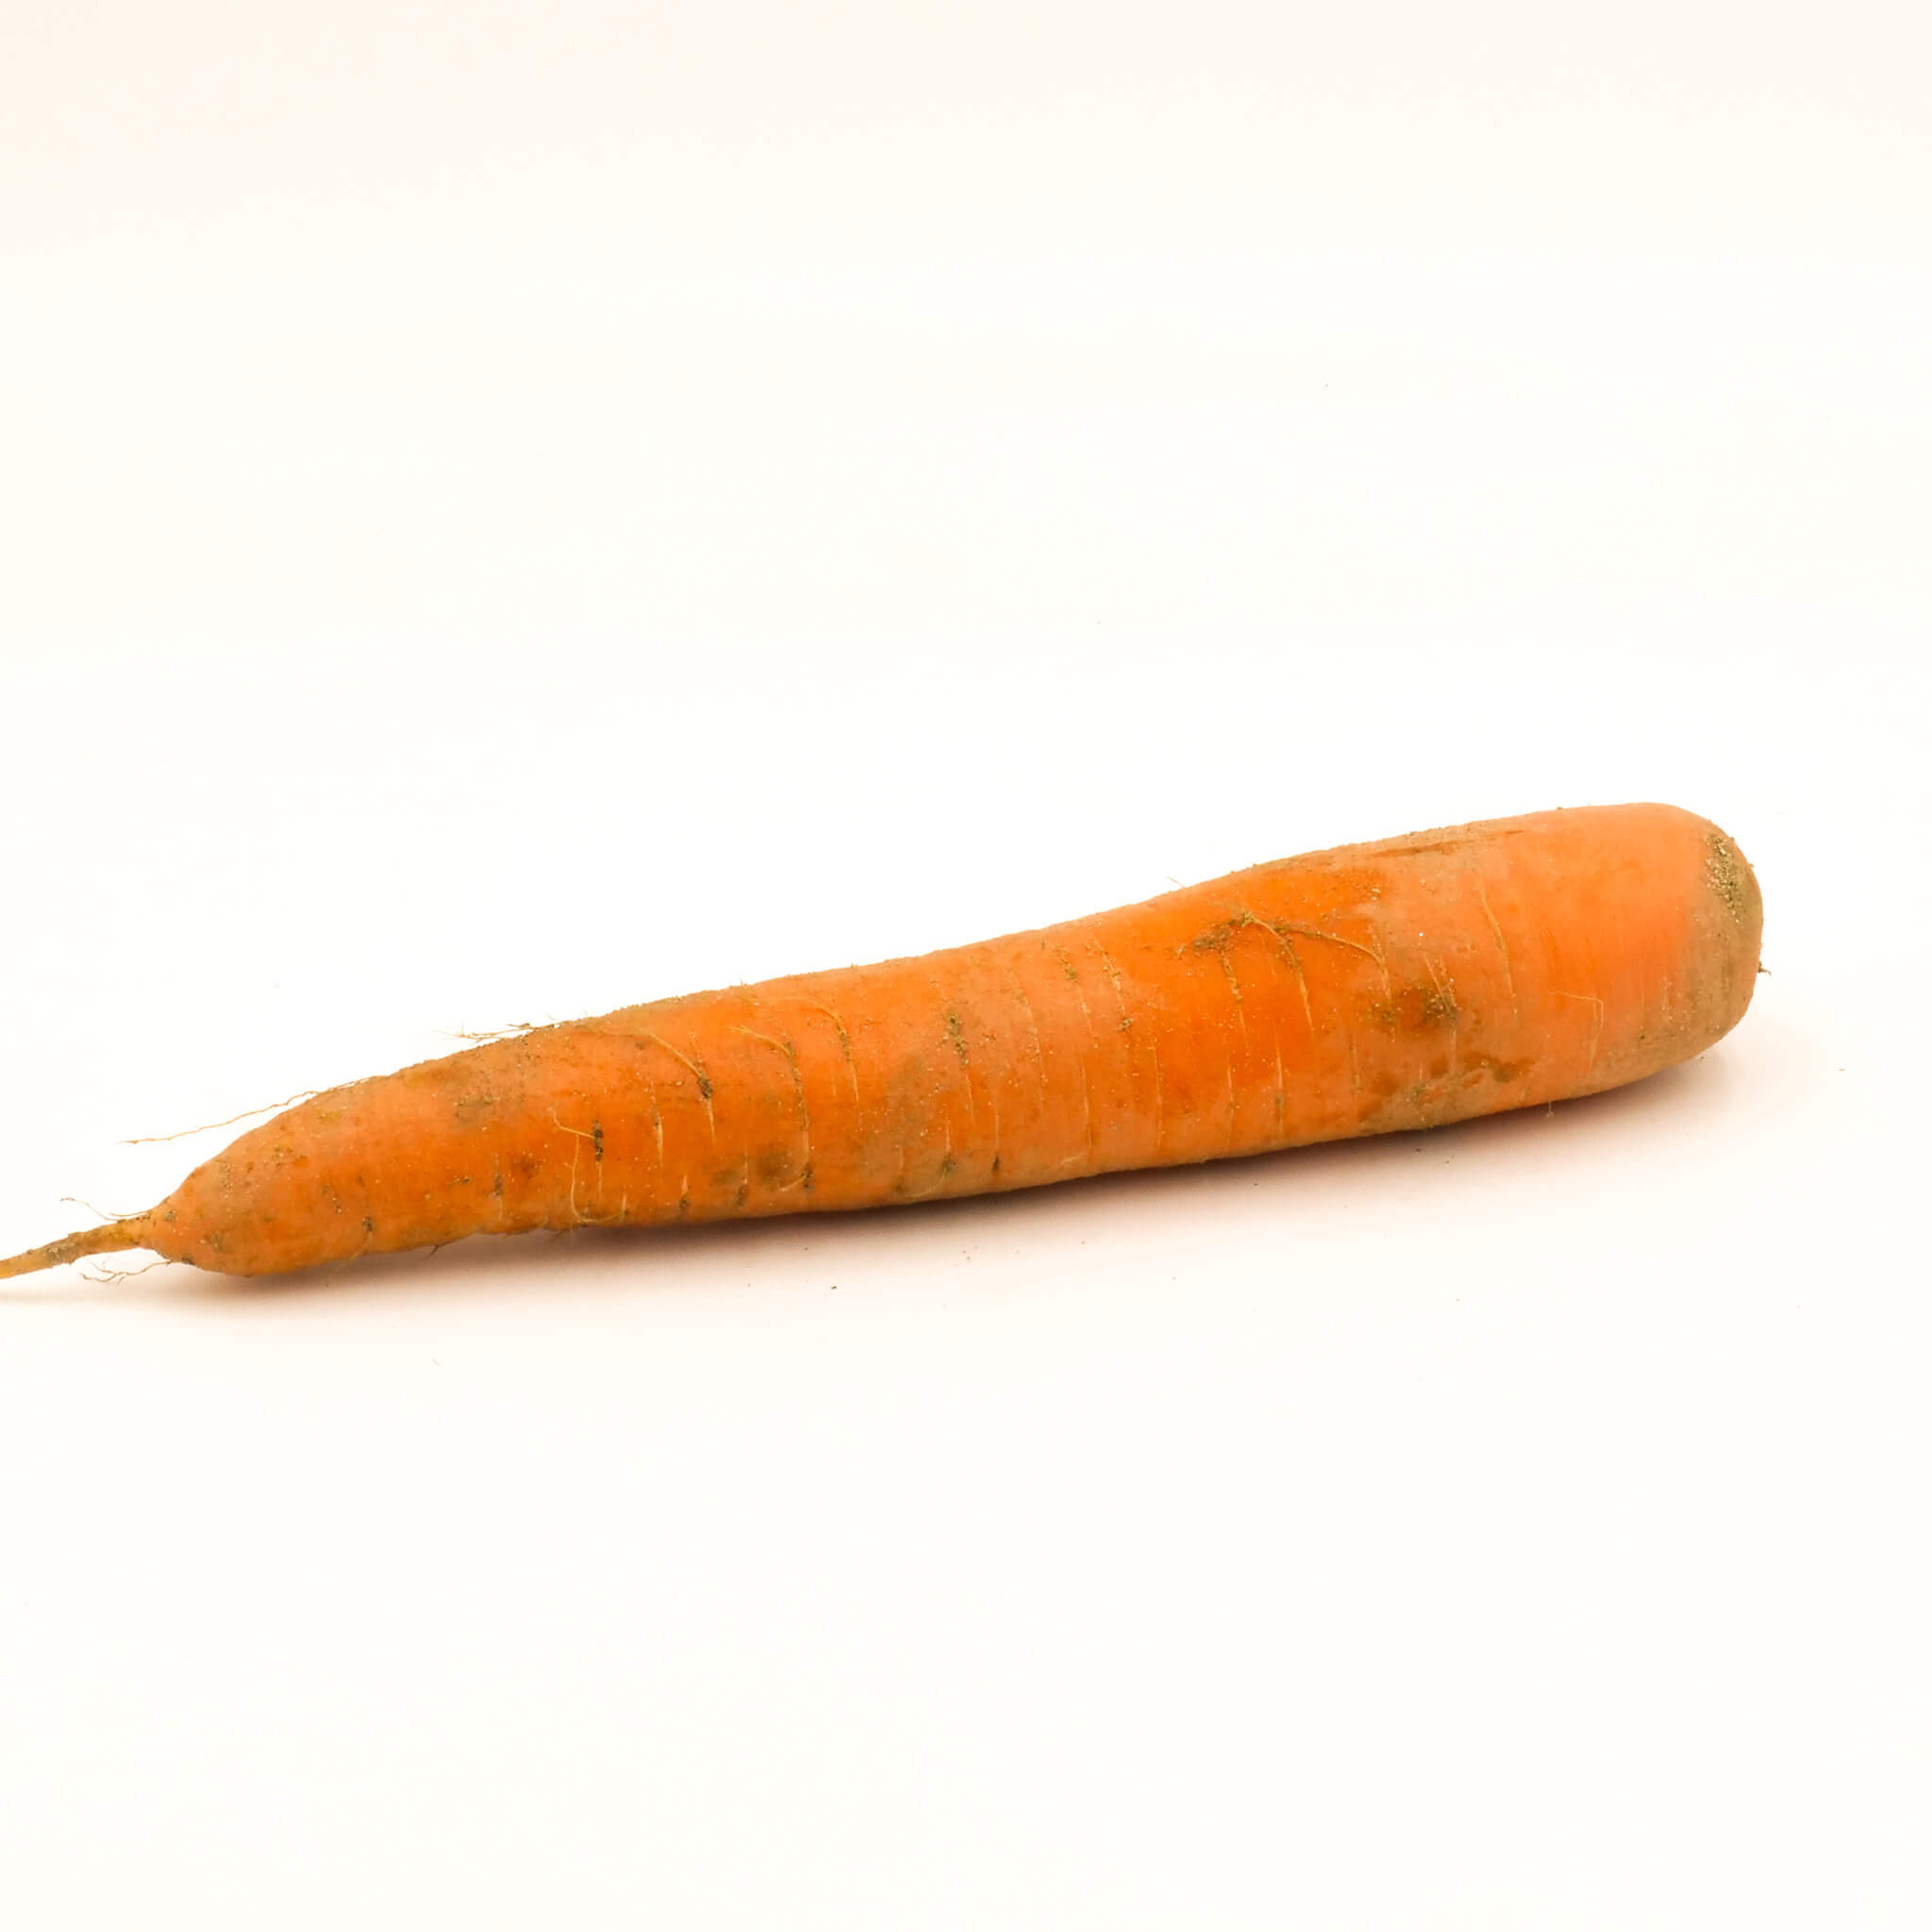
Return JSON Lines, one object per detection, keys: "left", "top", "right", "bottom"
{"left": 0, "top": 1219, "right": 150, "bottom": 1282}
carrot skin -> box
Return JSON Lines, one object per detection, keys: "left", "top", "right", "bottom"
{"left": 24, "top": 804, "right": 1763, "bottom": 1280}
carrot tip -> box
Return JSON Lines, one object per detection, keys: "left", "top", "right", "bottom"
{"left": 0, "top": 1219, "right": 150, "bottom": 1283}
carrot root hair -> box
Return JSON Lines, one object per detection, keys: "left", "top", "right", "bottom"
{"left": 0, "top": 1219, "right": 149, "bottom": 1283}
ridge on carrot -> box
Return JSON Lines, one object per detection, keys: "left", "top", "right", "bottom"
{"left": 1, "top": 804, "right": 1762, "bottom": 1284}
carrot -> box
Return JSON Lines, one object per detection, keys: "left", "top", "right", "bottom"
{"left": 0, "top": 804, "right": 1760, "bottom": 1283}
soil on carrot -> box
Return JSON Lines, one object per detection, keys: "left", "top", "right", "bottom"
{"left": 1706, "top": 833, "right": 1751, "bottom": 925}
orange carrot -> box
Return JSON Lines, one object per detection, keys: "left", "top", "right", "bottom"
{"left": 1, "top": 804, "right": 1760, "bottom": 1282}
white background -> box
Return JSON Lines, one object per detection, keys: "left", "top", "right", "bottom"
{"left": 3, "top": 5, "right": 1929, "bottom": 1925}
